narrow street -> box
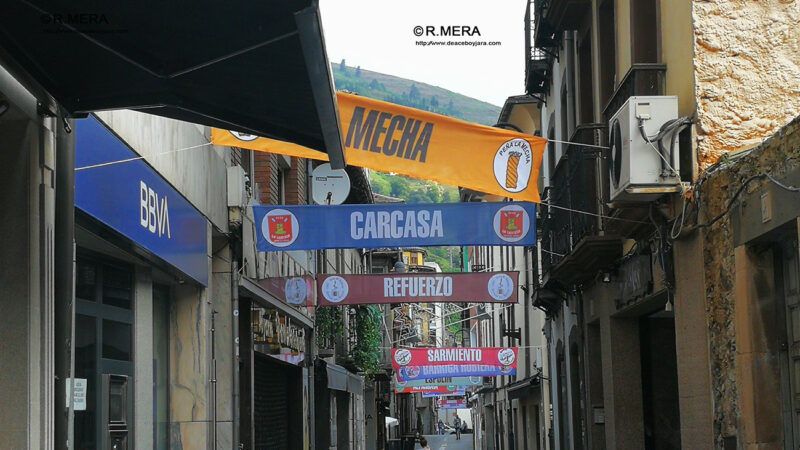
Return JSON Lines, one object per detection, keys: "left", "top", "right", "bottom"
{"left": 416, "top": 434, "right": 474, "bottom": 450}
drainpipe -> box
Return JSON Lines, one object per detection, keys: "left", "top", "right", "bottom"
{"left": 232, "top": 261, "right": 240, "bottom": 449}
{"left": 55, "top": 115, "right": 75, "bottom": 450}
{"left": 209, "top": 295, "right": 218, "bottom": 448}
{"left": 564, "top": 30, "right": 577, "bottom": 139}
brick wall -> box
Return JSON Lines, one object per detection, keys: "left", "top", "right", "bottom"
{"left": 253, "top": 153, "right": 307, "bottom": 205}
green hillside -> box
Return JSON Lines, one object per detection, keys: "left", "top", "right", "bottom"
{"left": 332, "top": 63, "right": 497, "bottom": 272}
{"left": 332, "top": 61, "right": 500, "bottom": 125}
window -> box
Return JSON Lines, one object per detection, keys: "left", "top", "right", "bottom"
{"left": 598, "top": 0, "right": 617, "bottom": 106}
{"left": 632, "top": 0, "right": 659, "bottom": 63}
{"left": 578, "top": 33, "right": 594, "bottom": 125}
{"left": 102, "top": 319, "right": 132, "bottom": 361}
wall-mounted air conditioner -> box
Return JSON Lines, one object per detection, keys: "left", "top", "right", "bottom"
{"left": 608, "top": 96, "right": 682, "bottom": 203}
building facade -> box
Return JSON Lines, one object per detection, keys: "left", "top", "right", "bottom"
{"left": 526, "top": 0, "right": 800, "bottom": 448}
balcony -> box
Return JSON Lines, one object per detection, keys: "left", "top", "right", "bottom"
{"left": 532, "top": 0, "right": 560, "bottom": 50}
{"left": 539, "top": 124, "right": 622, "bottom": 285}
{"left": 603, "top": 63, "right": 667, "bottom": 122}
{"left": 525, "top": 0, "right": 552, "bottom": 95}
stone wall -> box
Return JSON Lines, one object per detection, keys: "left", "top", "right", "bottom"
{"left": 693, "top": 0, "right": 800, "bottom": 167}
{"left": 697, "top": 115, "right": 800, "bottom": 446}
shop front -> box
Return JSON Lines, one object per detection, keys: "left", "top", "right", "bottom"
{"left": 73, "top": 115, "right": 209, "bottom": 449}
{"left": 238, "top": 277, "right": 314, "bottom": 450}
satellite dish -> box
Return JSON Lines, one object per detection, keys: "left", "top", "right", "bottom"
{"left": 312, "top": 163, "right": 351, "bottom": 205}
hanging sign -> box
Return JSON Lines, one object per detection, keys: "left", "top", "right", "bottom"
{"left": 437, "top": 398, "right": 468, "bottom": 409}
{"left": 252, "top": 202, "right": 535, "bottom": 251}
{"left": 392, "top": 347, "right": 518, "bottom": 370}
{"left": 257, "top": 275, "right": 316, "bottom": 306}
{"left": 316, "top": 271, "right": 518, "bottom": 306}
{"left": 212, "top": 93, "right": 546, "bottom": 202}
{"left": 76, "top": 116, "right": 208, "bottom": 286}
{"left": 394, "top": 375, "right": 483, "bottom": 389}
{"left": 395, "top": 384, "right": 466, "bottom": 395}
{"left": 423, "top": 389, "right": 466, "bottom": 398}
{"left": 397, "top": 364, "right": 516, "bottom": 380}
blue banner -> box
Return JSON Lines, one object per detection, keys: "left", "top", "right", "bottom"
{"left": 396, "top": 364, "right": 516, "bottom": 380}
{"left": 75, "top": 116, "right": 209, "bottom": 286}
{"left": 422, "top": 389, "right": 466, "bottom": 398}
{"left": 253, "top": 202, "right": 535, "bottom": 251}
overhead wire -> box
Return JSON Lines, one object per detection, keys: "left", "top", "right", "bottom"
{"left": 75, "top": 141, "right": 214, "bottom": 171}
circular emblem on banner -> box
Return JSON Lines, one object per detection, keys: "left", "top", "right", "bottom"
{"left": 492, "top": 204, "right": 530, "bottom": 243}
{"left": 261, "top": 209, "right": 299, "bottom": 248}
{"left": 229, "top": 131, "right": 259, "bottom": 141}
{"left": 321, "top": 276, "right": 349, "bottom": 303}
{"left": 500, "top": 365, "right": 514, "bottom": 374}
{"left": 493, "top": 138, "right": 533, "bottom": 193}
{"left": 487, "top": 273, "right": 514, "bottom": 301}
{"left": 470, "top": 376, "right": 481, "bottom": 384}
{"left": 404, "top": 366, "right": 421, "bottom": 379}
{"left": 498, "top": 348, "right": 516, "bottom": 366}
{"left": 394, "top": 349, "right": 412, "bottom": 366}
{"left": 284, "top": 277, "right": 308, "bottom": 305}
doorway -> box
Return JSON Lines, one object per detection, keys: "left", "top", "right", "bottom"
{"left": 639, "top": 309, "right": 681, "bottom": 449}
{"left": 74, "top": 254, "right": 135, "bottom": 449}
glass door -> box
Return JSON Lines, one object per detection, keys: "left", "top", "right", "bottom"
{"left": 74, "top": 255, "right": 134, "bottom": 449}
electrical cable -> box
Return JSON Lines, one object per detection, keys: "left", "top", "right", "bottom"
{"left": 75, "top": 142, "right": 214, "bottom": 171}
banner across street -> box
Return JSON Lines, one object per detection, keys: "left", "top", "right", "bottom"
{"left": 422, "top": 389, "right": 467, "bottom": 398}
{"left": 393, "top": 375, "right": 483, "bottom": 389}
{"left": 437, "top": 398, "right": 468, "bottom": 409}
{"left": 257, "top": 275, "right": 316, "bottom": 306}
{"left": 213, "top": 92, "right": 546, "bottom": 202}
{"left": 395, "top": 384, "right": 466, "bottom": 394}
{"left": 252, "top": 202, "right": 535, "bottom": 251}
{"left": 392, "top": 347, "right": 518, "bottom": 370}
{"left": 396, "top": 364, "right": 516, "bottom": 380}
{"left": 316, "top": 271, "right": 519, "bottom": 306}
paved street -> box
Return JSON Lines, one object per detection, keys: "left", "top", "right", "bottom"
{"left": 415, "top": 434, "right": 474, "bottom": 450}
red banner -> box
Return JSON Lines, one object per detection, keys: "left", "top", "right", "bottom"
{"left": 437, "top": 398, "right": 468, "bottom": 409}
{"left": 257, "top": 275, "right": 316, "bottom": 307}
{"left": 391, "top": 347, "right": 517, "bottom": 370}
{"left": 316, "top": 272, "right": 518, "bottom": 306}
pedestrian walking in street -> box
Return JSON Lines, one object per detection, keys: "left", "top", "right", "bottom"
{"left": 419, "top": 437, "right": 430, "bottom": 449}
{"left": 438, "top": 418, "right": 444, "bottom": 435}
{"left": 454, "top": 414, "right": 462, "bottom": 440}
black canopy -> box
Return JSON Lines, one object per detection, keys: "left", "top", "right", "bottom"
{"left": 0, "top": 0, "right": 346, "bottom": 167}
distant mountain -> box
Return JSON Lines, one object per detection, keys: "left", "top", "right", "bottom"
{"left": 332, "top": 61, "right": 500, "bottom": 125}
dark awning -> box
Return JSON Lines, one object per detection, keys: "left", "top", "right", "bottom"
{"left": 0, "top": 0, "right": 346, "bottom": 168}
{"left": 326, "top": 362, "right": 364, "bottom": 395}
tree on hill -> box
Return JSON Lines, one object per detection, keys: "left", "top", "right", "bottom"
{"left": 409, "top": 83, "right": 420, "bottom": 100}
{"left": 355, "top": 66, "right": 361, "bottom": 77}
{"left": 339, "top": 59, "right": 346, "bottom": 72}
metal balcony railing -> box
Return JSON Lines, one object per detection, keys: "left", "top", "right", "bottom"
{"left": 525, "top": 0, "right": 553, "bottom": 95}
{"left": 603, "top": 63, "right": 667, "bottom": 122}
{"left": 540, "top": 124, "right": 608, "bottom": 274}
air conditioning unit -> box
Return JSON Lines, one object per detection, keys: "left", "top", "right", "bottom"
{"left": 608, "top": 96, "right": 682, "bottom": 203}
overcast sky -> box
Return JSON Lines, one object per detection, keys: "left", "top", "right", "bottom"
{"left": 319, "top": 0, "right": 528, "bottom": 107}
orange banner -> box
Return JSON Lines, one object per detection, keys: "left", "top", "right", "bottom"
{"left": 212, "top": 93, "right": 546, "bottom": 202}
